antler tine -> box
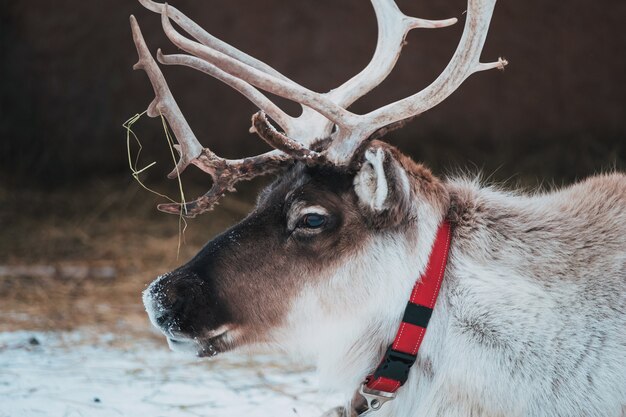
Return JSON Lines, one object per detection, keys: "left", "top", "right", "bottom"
{"left": 131, "top": 16, "right": 317, "bottom": 217}
{"left": 157, "top": 148, "right": 294, "bottom": 217}
{"left": 158, "top": 111, "right": 324, "bottom": 217}
{"left": 139, "top": 0, "right": 348, "bottom": 141}
{"left": 138, "top": 0, "right": 294, "bottom": 84}
{"left": 157, "top": 51, "right": 294, "bottom": 133}
{"left": 367, "top": 0, "right": 507, "bottom": 127}
{"left": 158, "top": 5, "right": 359, "bottom": 138}
{"left": 251, "top": 112, "right": 325, "bottom": 162}
{"left": 325, "top": 0, "right": 506, "bottom": 163}
{"left": 130, "top": 14, "right": 203, "bottom": 177}
{"left": 327, "top": 0, "right": 458, "bottom": 109}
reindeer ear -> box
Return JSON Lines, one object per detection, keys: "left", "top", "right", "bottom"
{"left": 353, "top": 145, "right": 411, "bottom": 227}
{"left": 354, "top": 148, "right": 389, "bottom": 211}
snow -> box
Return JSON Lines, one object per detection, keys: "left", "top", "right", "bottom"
{"left": 0, "top": 330, "right": 341, "bottom": 417}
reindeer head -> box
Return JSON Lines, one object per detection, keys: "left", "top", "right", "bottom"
{"left": 133, "top": 0, "right": 505, "bottom": 358}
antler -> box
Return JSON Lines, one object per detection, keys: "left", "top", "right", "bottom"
{"left": 130, "top": 0, "right": 506, "bottom": 216}
{"left": 325, "top": 0, "right": 458, "bottom": 109}
{"left": 130, "top": 16, "right": 321, "bottom": 217}
{"left": 326, "top": 0, "right": 507, "bottom": 162}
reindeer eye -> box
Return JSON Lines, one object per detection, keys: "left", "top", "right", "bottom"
{"left": 300, "top": 213, "right": 326, "bottom": 229}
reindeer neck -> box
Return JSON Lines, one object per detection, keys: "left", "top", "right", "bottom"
{"left": 312, "top": 198, "right": 449, "bottom": 399}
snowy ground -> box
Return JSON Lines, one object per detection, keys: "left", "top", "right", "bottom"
{"left": 0, "top": 330, "right": 341, "bottom": 417}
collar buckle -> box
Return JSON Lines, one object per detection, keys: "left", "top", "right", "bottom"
{"left": 358, "top": 382, "right": 396, "bottom": 413}
{"left": 372, "top": 345, "right": 417, "bottom": 385}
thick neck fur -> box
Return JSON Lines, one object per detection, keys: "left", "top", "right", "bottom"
{"left": 281, "top": 195, "right": 445, "bottom": 395}
{"left": 284, "top": 173, "right": 625, "bottom": 417}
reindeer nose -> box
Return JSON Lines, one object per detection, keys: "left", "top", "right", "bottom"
{"left": 143, "top": 270, "right": 204, "bottom": 333}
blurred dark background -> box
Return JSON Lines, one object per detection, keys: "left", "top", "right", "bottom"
{"left": 2, "top": 0, "right": 625, "bottom": 189}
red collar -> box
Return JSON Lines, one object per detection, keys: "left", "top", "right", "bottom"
{"left": 359, "top": 221, "right": 452, "bottom": 412}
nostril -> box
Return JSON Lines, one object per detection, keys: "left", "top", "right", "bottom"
{"left": 154, "top": 297, "right": 186, "bottom": 328}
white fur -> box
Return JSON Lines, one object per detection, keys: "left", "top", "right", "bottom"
{"left": 142, "top": 274, "right": 168, "bottom": 331}
{"left": 274, "top": 198, "right": 442, "bottom": 399}
{"left": 273, "top": 175, "right": 626, "bottom": 417}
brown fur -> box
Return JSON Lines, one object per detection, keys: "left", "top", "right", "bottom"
{"left": 143, "top": 140, "right": 451, "bottom": 353}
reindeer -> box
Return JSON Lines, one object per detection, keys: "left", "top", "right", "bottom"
{"left": 131, "top": 0, "right": 626, "bottom": 416}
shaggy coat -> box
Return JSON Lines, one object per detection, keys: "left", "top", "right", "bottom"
{"left": 144, "top": 142, "right": 625, "bottom": 417}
